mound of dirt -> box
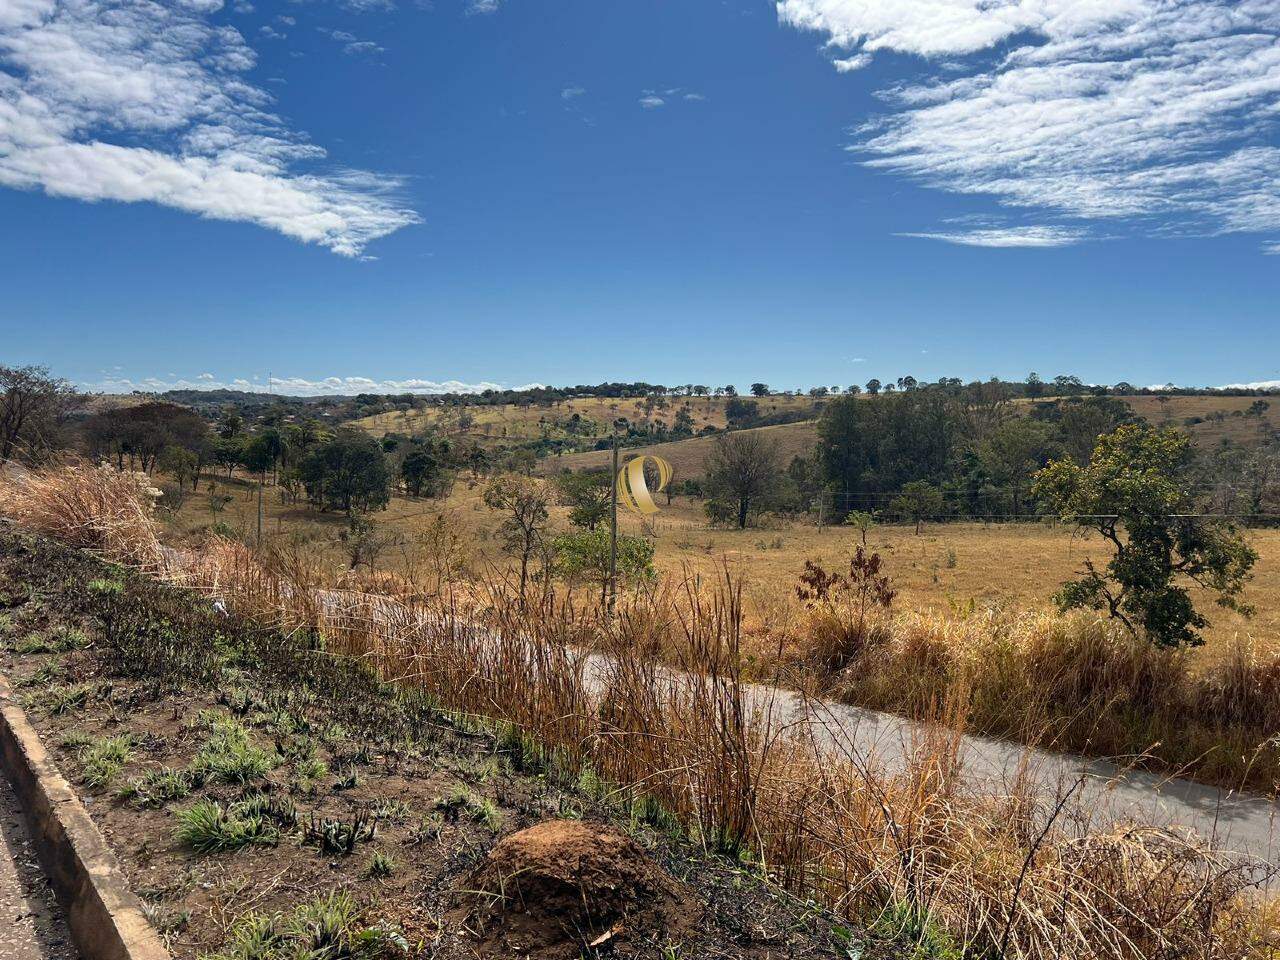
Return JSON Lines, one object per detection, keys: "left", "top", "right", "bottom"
{"left": 452, "top": 819, "right": 699, "bottom": 958}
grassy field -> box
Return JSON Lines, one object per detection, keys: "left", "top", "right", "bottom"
{"left": 353, "top": 394, "right": 822, "bottom": 447}
{"left": 171, "top": 473, "right": 1280, "bottom": 664}
{"left": 540, "top": 419, "right": 820, "bottom": 478}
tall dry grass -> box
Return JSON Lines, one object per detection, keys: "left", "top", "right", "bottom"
{"left": 2, "top": 462, "right": 1276, "bottom": 959}
{"left": 763, "top": 602, "right": 1280, "bottom": 792}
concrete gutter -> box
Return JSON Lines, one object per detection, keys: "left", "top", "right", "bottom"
{"left": 0, "top": 675, "right": 170, "bottom": 960}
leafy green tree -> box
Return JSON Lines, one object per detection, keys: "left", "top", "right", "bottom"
{"left": 298, "top": 432, "right": 391, "bottom": 514}
{"left": 749, "top": 383, "right": 770, "bottom": 397}
{"left": 212, "top": 437, "right": 245, "bottom": 479}
{"left": 401, "top": 448, "right": 442, "bottom": 498}
{"left": 891, "top": 480, "right": 944, "bottom": 534}
{"left": 1033, "top": 424, "right": 1257, "bottom": 648}
{"left": 240, "top": 434, "right": 277, "bottom": 478}
{"left": 554, "top": 469, "right": 612, "bottom": 530}
{"left": 551, "top": 529, "right": 655, "bottom": 606}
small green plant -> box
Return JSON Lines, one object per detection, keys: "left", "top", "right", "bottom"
{"left": 302, "top": 809, "right": 378, "bottom": 855}
{"left": 79, "top": 735, "right": 134, "bottom": 790}
{"left": 362, "top": 850, "right": 396, "bottom": 879}
{"left": 174, "top": 799, "right": 279, "bottom": 853}
{"left": 870, "top": 900, "right": 963, "bottom": 960}
{"left": 191, "top": 716, "right": 276, "bottom": 785}
{"left": 14, "top": 662, "right": 64, "bottom": 688}
{"left": 472, "top": 797, "right": 503, "bottom": 835}
{"left": 129, "top": 767, "right": 194, "bottom": 808}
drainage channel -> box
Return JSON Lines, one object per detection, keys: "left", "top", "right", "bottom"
{"left": 0, "top": 770, "right": 79, "bottom": 960}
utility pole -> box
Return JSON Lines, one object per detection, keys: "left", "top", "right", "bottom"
{"left": 256, "top": 474, "right": 263, "bottom": 549}
{"left": 608, "top": 430, "right": 619, "bottom": 616}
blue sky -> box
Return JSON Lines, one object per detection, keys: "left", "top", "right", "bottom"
{"left": 2, "top": 0, "right": 1280, "bottom": 394}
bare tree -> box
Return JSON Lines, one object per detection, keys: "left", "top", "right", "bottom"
{"left": 705, "top": 430, "right": 783, "bottom": 528}
{"left": 0, "top": 365, "right": 75, "bottom": 463}
{"left": 483, "top": 475, "right": 553, "bottom": 601}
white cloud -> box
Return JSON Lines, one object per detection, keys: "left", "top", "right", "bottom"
{"left": 343, "top": 39, "right": 384, "bottom": 56}
{"left": 780, "top": 0, "right": 1280, "bottom": 248}
{"left": 467, "top": 0, "right": 500, "bottom": 14}
{"left": 832, "top": 54, "right": 871, "bottom": 73}
{"left": 899, "top": 225, "right": 1088, "bottom": 247}
{"left": 560, "top": 85, "right": 586, "bottom": 100}
{"left": 639, "top": 95, "right": 665, "bottom": 109}
{"left": 1219, "top": 379, "right": 1280, "bottom": 390}
{"left": 682, "top": 92, "right": 706, "bottom": 101}
{"left": 84, "top": 374, "right": 548, "bottom": 396}
{"left": 0, "top": 0, "right": 420, "bottom": 256}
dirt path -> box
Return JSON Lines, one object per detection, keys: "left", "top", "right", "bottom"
{"left": 0, "top": 772, "right": 79, "bottom": 960}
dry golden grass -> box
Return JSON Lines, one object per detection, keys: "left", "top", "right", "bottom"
{"left": 166, "top": 472, "right": 1280, "bottom": 662}
{"left": 4, "top": 461, "right": 1275, "bottom": 960}
{"left": 352, "top": 394, "right": 821, "bottom": 445}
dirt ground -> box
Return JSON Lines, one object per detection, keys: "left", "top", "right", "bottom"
{"left": 0, "top": 528, "right": 861, "bottom": 960}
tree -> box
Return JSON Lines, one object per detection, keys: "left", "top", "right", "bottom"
{"left": 213, "top": 437, "right": 245, "bottom": 478}
{"left": 724, "top": 397, "right": 759, "bottom": 428}
{"left": 865, "top": 379, "right": 881, "bottom": 395}
{"left": 551, "top": 529, "right": 655, "bottom": 606}
{"left": 891, "top": 480, "right": 944, "bottom": 534}
{"left": 0, "top": 365, "right": 74, "bottom": 463}
{"left": 749, "top": 383, "right": 770, "bottom": 397}
{"left": 338, "top": 515, "right": 396, "bottom": 571}
{"left": 1025, "top": 372, "right": 1044, "bottom": 399}
{"left": 484, "top": 475, "right": 553, "bottom": 602}
{"left": 1033, "top": 425, "right": 1257, "bottom": 648}
{"left": 298, "top": 432, "right": 391, "bottom": 513}
{"left": 401, "top": 448, "right": 443, "bottom": 498}
{"left": 704, "top": 430, "right": 783, "bottom": 529}
{"left": 240, "top": 434, "right": 277, "bottom": 479}
{"left": 555, "top": 469, "right": 612, "bottom": 530}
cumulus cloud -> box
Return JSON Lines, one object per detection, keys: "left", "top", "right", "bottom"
{"left": 779, "top": 0, "right": 1280, "bottom": 249}
{"left": 84, "top": 374, "right": 547, "bottom": 396}
{"left": 0, "top": 0, "right": 420, "bottom": 256}
{"left": 899, "top": 225, "right": 1089, "bottom": 247}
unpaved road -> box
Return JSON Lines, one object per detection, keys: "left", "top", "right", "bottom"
{"left": 0, "top": 772, "right": 78, "bottom": 960}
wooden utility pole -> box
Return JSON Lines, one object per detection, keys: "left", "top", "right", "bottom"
{"left": 256, "top": 475, "right": 264, "bottom": 549}
{"left": 608, "top": 433, "right": 619, "bottom": 615}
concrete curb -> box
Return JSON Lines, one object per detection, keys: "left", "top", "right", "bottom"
{"left": 0, "top": 676, "right": 170, "bottom": 960}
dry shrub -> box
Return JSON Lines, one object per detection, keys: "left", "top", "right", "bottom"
{"left": 0, "top": 460, "right": 163, "bottom": 568}
{"left": 4, "top": 463, "right": 1276, "bottom": 959}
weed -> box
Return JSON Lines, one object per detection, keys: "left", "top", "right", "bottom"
{"left": 129, "top": 767, "right": 193, "bottom": 808}
{"left": 362, "top": 850, "right": 396, "bottom": 879}
{"left": 174, "top": 799, "right": 279, "bottom": 853}
{"left": 302, "top": 808, "right": 378, "bottom": 855}
{"left": 78, "top": 735, "right": 134, "bottom": 790}
{"left": 870, "top": 901, "right": 963, "bottom": 960}
{"left": 191, "top": 716, "right": 276, "bottom": 785}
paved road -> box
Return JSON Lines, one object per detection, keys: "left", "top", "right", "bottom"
{"left": 0, "top": 772, "right": 79, "bottom": 960}
{"left": 184, "top": 554, "right": 1280, "bottom": 873}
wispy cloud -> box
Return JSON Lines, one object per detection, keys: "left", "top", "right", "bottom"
{"left": 780, "top": 0, "right": 1280, "bottom": 251}
{"left": 0, "top": 0, "right": 419, "bottom": 256}
{"left": 561, "top": 85, "right": 586, "bottom": 100}
{"left": 85, "top": 374, "right": 547, "bottom": 396}
{"left": 899, "top": 225, "right": 1089, "bottom": 248}
{"left": 467, "top": 0, "right": 500, "bottom": 14}
{"left": 639, "top": 95, "right": 665, "bottom": 109}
